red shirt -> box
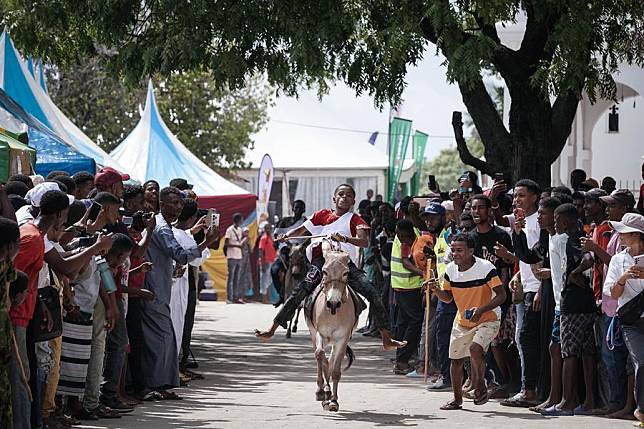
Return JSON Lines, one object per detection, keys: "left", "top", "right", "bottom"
{"left": 310, "top": 209, "right": 370, "bottom": 259}
{"left": 591, "top": 221, "right": 612, "bottom": 300}
{"left": 10, "top": 223, "right": 45, "bottom": 327}
{"left": 258, "top": 234, "right": 277, "bottom": 265}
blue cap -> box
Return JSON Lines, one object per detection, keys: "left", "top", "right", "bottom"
{"left": 423, "top": 202, "right": 446, "bottom": 216}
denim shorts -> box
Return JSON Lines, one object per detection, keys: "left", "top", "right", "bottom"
{"left": 551, "top": 310, "right": 561, "bottom": 344}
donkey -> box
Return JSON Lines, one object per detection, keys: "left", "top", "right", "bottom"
{"left": 284, "top": 243, "right": 308, "bottom": 338}
{"left": 305, "top": 244, "right": 359, "bottom": 412}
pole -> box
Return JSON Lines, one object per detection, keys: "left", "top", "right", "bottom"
{"left": 423, "top": 264, "right": 435, "bottom": 383}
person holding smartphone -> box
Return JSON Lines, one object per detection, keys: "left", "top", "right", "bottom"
{"left": 425, "top": 233, "right": 506, "bottom": 410}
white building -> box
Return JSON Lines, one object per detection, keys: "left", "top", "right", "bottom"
{"left": 498, "top": 15, "right": 644, "bottom": 194}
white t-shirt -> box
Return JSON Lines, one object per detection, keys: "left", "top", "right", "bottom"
{"left": 549, "top": 233, "right": 568, "bottom": 311}
{"left": 73, "top": 258, "right": 101, "bottom": 314}
{"left": 225, "top": 225, "right": 243, "bottom": 260}
{"left": 16, "top": 205, "right": 34, "bottom": 226}
{"left": 507, "top": 211, "right": 541, "bottom": 293}
{"left": 604, "top": 249, "right": 644, "bottom": 318}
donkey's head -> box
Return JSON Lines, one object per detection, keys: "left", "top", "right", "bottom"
{"left": 321, "top": 251, "right": 350, "bottom": 315}
{"left": 289, "top": 243, "right": 307, "bottom": 276}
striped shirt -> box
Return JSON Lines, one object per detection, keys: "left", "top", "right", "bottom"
{"left": 443, "top": 257, "right": 503, "bottom": 328}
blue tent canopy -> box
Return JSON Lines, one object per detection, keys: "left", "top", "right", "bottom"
{"left": 0, "top": 88, "right": 95, "bottom": 175}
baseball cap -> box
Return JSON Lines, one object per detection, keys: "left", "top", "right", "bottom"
{"left": 608, "top": 213, "right": 644, "bottom": 235}
{"left": 95, "top": 167, "right": 130, "bottom": 188}
{"left": 599, "top": 189, "right": 636, "bottom": 209}
{"left": 583, "top": 188, "right": 607, "bottom": 202}
{"left": 423, "top": 202, "right": 446, "bottom": 216}
{"left": 25, "top": 182, "right": 75, "bottom": 207}
{"left": 169, "top": 178, "right": 193, "bottom": 190}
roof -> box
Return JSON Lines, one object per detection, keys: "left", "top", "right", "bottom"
{"left": 110, "top": 80, "right": 252, "bottom": 197}
{"left": 0, "top": 30, "right": 124, "bottom": 170}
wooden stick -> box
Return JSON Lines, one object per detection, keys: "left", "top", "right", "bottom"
{"left": 423, "top": 265, "right": 435, "bottom": 383}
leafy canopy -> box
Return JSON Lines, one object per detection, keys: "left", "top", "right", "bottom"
{"left": 46, "top": 60, "right": 271, "bottom": 169}
{"left": 2, "top": 0, "right": 642, "bottom": 105}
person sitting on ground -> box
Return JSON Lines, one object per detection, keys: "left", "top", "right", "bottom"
{"left": 426, "top": 233, "right": 507, "bottom": 410}
{"left": 254, "top": 184, "right": 405, "bottom": 350}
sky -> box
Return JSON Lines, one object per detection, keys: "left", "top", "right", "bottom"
{"left": 244, "top": 52, "right": 469, "bottom": 168}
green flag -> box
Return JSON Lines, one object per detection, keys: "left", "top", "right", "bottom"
{"left": 387, "top": 117, "right": 412, "bottom": 202}
{"left": 410, "top": 131, "right": 428, "bottom": 195}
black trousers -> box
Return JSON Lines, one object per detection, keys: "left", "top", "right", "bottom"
{"left": 520, "top": 291, "right": 542, "bottom": 391}
{"left": 126, "top": 298, "right": 145, "bottom": 393}
{"left": 181, "top": 267, "right": 198, "bottom": 367}
{"left": 436, "top": 311, "right": 456, "bottom": 380}
{"left": 275, "top": 256, "right": 390, "bottom": 330}
{"left": 394, "top": 289, "right": 423, "bottom": 364}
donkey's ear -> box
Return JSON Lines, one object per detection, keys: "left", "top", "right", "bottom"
{"left": 321, "top": 240, "right": 332, "bottom": 257}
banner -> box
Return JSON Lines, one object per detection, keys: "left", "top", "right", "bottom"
{"left": 387, "top": 117, "right": 413, "bottom": 202}
{"left": 410, "top": 130, "right": 428, "bottom": 195}
{"left": 257, "top": 153, "right": 274, "bottom": 217}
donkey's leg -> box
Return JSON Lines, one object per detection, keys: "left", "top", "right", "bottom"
{"left": 328, "top": 339, "right": 348, "bottom": 412}
{"left": 314, "top": 332, "right": 327, "bottom": 401}
{"left": 292, "top": 307, "right": 301, "bottom": 333}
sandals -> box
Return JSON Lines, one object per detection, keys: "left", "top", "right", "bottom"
{"left": 159, "top": 390, "right": 183, "bottom": 400}
{"left": 90, "top": 405, "right": 122, "bottom": 419}
{"left": 473, "top": 389, "right": 489, "bottom": 406}
{"left": 440, "top": 401, "right": 462, "bottom": 411}
{"left": 141, "top": 391, "right": 164, "bottom": 401}
{"left": 500, "top": 394, "right": 539, "bottom": 408}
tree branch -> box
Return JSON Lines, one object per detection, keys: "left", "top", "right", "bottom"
{"left": 519, "top": 1, "right": 559, "bottom": 67}
{"left": 452, "top": 111, "right": 492, "bottom": 174}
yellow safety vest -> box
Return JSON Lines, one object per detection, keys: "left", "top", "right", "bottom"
{"left": 391, "top": 235, "right": 423, "bottom": 290}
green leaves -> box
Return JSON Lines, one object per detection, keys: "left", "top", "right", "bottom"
{"left": 46, "top": 60, "right": 270, "bottom": 170}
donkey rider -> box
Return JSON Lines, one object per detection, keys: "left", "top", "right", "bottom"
{"left": 255, "top": 184, "right": 406, "bottom": 351}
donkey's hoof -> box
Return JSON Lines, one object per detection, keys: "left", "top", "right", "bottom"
{"left": 286, "top": 330, "right": 292, "bottom": 339}
{"left": 315, "top": 390, "right": 326, "bottom": 401}
{"left": 328, "top": 400, "right": 339, "bottom": 412}
{"left": 292, "top": 326, "right": 298, "bottom": 333}
{"left": 322, "top": 400, "right": 330, "bottom": 411}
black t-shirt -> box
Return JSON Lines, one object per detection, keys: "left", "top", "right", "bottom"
{"left": 471, "top": 226, "right": 513, "bottom": 272}
{"left": 560, "top": 231, "right": 596, "bottom": 314}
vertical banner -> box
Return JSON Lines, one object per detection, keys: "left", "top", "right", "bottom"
{"left": 410, "top": 130, "right": 429, "bottom": 195}
{"left": 387, "top": 117, "right": 413, "bottom": 202}
{"left": 257, "top": 154, "right": 274, "bottom": 218}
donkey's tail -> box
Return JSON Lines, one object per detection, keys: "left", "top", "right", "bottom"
{"left": 344, "top": 345, "right": 355, "bottom": 371}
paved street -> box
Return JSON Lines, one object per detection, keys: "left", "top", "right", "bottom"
{"left": 80, "top": 301, "right": 637, "bottom": 429}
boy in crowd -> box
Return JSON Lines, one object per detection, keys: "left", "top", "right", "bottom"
{"left": 541, "top": 204, "right": 597, "bottom": 416}
{"left": 255, "top": 184, "right": 404, "bottom": 351}
{"left": 426, "top": 233, "right": 506, "bottom": 410}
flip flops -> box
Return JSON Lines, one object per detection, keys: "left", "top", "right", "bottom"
{"left": 500, "top": 394, "right": 539, "bottom": 408}
{"left": 440, "top": 401, "right": 463, "bottom": 411}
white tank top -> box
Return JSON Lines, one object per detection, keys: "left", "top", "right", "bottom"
{"left": 303, "top": 211, "right": 359, "bottom": 265}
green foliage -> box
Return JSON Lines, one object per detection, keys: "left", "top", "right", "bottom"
{"left": 422, "top": 138, "right": 484, "bottom": 193}
{"left": 46, "top": 60, "right": 271, "bottom": 169}
{"left": 3, "top": 1, "right": 641, "bottom": 104}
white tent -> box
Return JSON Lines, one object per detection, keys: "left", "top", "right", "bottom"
{"left": 111, "top": 80, "right": 251, "bottom": 196}
{"left": 0, "top": 30, "right": 125, "bottom": 171}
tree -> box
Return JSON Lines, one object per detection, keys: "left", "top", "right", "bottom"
{"left": 46, "top": 59, "right": 271, "bottom": 169}
{"left": 3, "top": 1, "right": 643, "bottom": 185}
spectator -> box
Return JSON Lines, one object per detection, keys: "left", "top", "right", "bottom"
{"left": 601, "top": 176, "right": 617, "bottom": 195}
{"left": 427, "top": 233, "right": 506, "bottom": 410}
{"left": 5, "top": 180, "right": 29, "bottom": 198}
{"left": 143, "top": 180, "right": 160, "bottom": 213}
{"left": 224, "top": 213, "right": 246, "bottom": 304}
{"left": 72, "top": 171, "right": 95, "bottom": 200}
{"left": 603, "top": 213, "right": 644, "bottom": 425}
{"left": 95, "top": 167, "right": 129, "bottom": 199}
{"left": 258, "top": 222, "right": 277, "bottom": 304}
{"left": 8, "top": 173, "right": 34, "bottom": 189}
{"left": 570, "top": 169, "right": 587, "bottom": 191}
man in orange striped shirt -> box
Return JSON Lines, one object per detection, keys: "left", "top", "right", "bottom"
{"left": 426, "top": 233, "right": 507, "bottom": 411}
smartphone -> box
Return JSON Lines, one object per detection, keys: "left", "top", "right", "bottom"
{"left": 635, "top": 254, "right": 644, "bottom": 268}
{"left": 428, "top": 174, "right": 437, "bottom": 190}
{"left": 122, "top": 216, "right": 133, "bottom": 226}
{"left": 87, "top": 201, "right": 102, "bottom": 222}
{"left": 494, "top": 173, "right": 504, "bottom": 182}
{"left": 515, "top": 207, "right": 525, "bottom": 220}
{"left": 78, "top": 235, "right": 98, "bottom": 247}
{"left": 212, "top": 212, "right": 220, "bottom": 228}
{"left": 464, "top": 308, "right": 475, "bottom": 320}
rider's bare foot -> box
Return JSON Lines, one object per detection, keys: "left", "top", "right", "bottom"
{"left": 380, "top": 329, "right": 406, "bottom": 350}
{"left": 255, "top": 323, "right": 278, "bottom": 341}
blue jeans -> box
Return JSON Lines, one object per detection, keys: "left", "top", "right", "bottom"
{"left": 9, "top": 354, "right": 30, "bottom": 428}
{"left": 226, "top": 258, "right": 242, "bottom": 302}
{"left": 622, "top": 317, "right": 644, "bottom": 414}
{"left": 102, "top": 298, "right": 128, "bottom": 401}
{"left": 600, "top": 314, "right": 629, "bottom": 410}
